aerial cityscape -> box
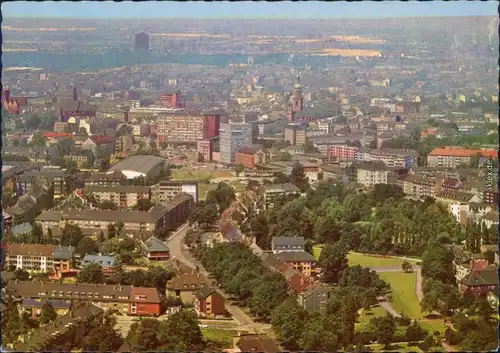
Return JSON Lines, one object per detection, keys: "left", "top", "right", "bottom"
{"left": 1, "top": 1, "right": 499, "bottom": 352}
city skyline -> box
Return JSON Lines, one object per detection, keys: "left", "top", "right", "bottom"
{"left": 2, "top": 1, "right": 498, "bottom": 19}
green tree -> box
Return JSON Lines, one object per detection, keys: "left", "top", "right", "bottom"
{"left": 421, "top": 290, "right": 440, "bottom": 316}
{"left": 76, "top": 236, "right": 99, "bottom": 257}
{"left": 46, "top": 227, "right": 54, "bottom": 244}
{"left": 2, "top": 298, "right": 24, "bottom": 344}
{"left": 421, "top": 241, "right": 455, "bottom": 284}
{"left": 77, "top": 263, "right": 106, "bottom": 284}
{"left": 299, "top": 316, "right": 341, "bottom": 351}
{"left": 39, "top": 301, "right": 57, "bottom": 324}
{"left": 290, "top": 162, "right": 309, "bottom": 192}
{"left": 83, "top": 312, "right": 123, "bottom": 351}
{"left": 31, "top": 222, "right": 44, "bottom": 243}
{"left": 319, "top": 241, "right": 349, "bottom": 284}
{"left": 370, "top": 315, "right": 396, "bottom": 348}
{"left": 249, "top": 273, "right": 289, "bottom": 320}
{"left": 197, "top": 153, "right": 205, "bottom": 163}
{"left": 160, "top": 310, "right": 205, "bottom": 350}
{"left": 134, "top": 198, "right": 154, "bottom": 211}
{"left": 271, "top": 300, "right": 307, "bottom": 350}
{"left": 60, "top": 223, "right": 84, "bottom": 247}
{"left": 405, "top": 321, "right": 426, "bottom": 344}
{"left": 402, "top": 260, "right": 413, "bottom": 272}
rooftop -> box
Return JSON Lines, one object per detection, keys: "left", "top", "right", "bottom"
{"left": 6, "top": 243, "right": 74, "bottom": 259}
{"left": 274, "top": 250, "right": 315, "bottom": 263}
{"left": 141, "top": 235, "right": 169, "bottom": 253}
{"left": 108, "top": 155, "right": 166, "bottom": 175}
{"left": 81, "top": 254, "right": 117, "bottom": 267}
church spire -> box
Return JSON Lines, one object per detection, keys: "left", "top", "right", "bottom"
{"left": 72, "top": 85, "right": 78, "bottom": 101}
{"left": 294, "top": 70, "right": 302, "bottom": 90}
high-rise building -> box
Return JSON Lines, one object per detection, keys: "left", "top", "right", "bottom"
{"left": 159, "top": 90, "right": 184, "bottom": 108}
{"left": 135, "top": 32, "right": 150, "bottom": 51}
{"left": 156, "top": 111, "right": 220, "bottom": 144}
{"left": 219, "top": 122, "right": 253, "bottom": 165}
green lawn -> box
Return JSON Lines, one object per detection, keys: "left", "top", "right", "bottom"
{"left": 379, "top": 272, "right": 446, "bottom": 335}
{"left": 357, "top": 306, "right": 406, "bottom": 336}
{"left": 312, "top": 247, "right": 420, "bottom": 267}
{"left": 379, "top": 272, "right": 420, "bottom": 318}
{"left": 202, "top": 329, "right": 238, "bottom": 349}
{"left": 356, "top": 305, "right": 387, "bottom": 331}
{"left": 348, "top": 253, "right": 420, "bottom": 267}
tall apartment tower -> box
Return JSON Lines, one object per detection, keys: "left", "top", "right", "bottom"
{"left": 135, "top": 32, "right": 150, "bottom": 51}
{"left": 219, "top": 122, "right": 253, "bottom": 165}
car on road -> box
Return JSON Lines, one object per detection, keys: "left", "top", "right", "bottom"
{"left": 199, "top": 324, "right": 208, "bottom": 328}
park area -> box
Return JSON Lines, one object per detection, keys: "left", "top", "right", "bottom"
{"left": 379, "top": 272, "right": 447, "bottom": 335}
{"left": 313, "top": 246, "right": 420, "bottom": 267}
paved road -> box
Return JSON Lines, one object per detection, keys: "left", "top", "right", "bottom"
{"left": 114, "top": 315, "right": 268, "bottom": 335}
{"left": 165, "top": 224, "right": 263, "bottom": 331}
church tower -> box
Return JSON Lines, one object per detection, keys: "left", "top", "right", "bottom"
{"left": 293, "top": 71, "right": 303, "bottom": 113}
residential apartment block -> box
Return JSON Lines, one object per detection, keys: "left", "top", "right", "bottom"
{"left": 398, "top": 174, "right": 437, "bottom": 200}
{"left": 326, "top": 144, "right": 358, "bottom": 160}
{"left": 84, "top": 171, "right": 126, "bottom": 187}
{"left": 357, "top": 148, "right": 417, "bottom": 169}
{"left": 4, "top": 243, "right": 74, "bottom": 274}
{"left": 349, "top": 161, "right": 388, "bottom": 187}
{"left": 151, "top": 179, "right": 198, "bottom": 203}
{"left": 36, "top": 194, "right": 193, "bottom": 235}
{"left": 156, "top": 111, "right": 220, "bottom": 143}
{"left": 8, "top": 281, "right": 161, "bottom": 316}
{"left": 427, "top": 147, "right": 497, "bottom": 168}
{"left": 84, "top": 185, "right": 151, "bottom": 208}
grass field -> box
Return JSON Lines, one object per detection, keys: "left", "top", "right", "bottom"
{"left": 379, "top": 272, "right": 446, "bottom": 335}
{"left": 202, "top": 329, "right": 238, "bottom": 349}
{"left": 379, "top": 272, "right": 419, "bottom": 318}
{"left": 356, "top": 305, "right": 387, "bottom": 331}
{"left": 312, "top": 247, "right": 420, "bottom": 267}
{"left": 357, "top": 306, "right": 406, "bottom": 336}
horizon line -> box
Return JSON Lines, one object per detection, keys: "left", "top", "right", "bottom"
{"left": 5, "top": 14, "right": 496, "bottom": 20}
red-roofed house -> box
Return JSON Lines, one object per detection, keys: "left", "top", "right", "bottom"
{"left": 441, "top": 177, "right": 462, "bottom": 190}
{"left": 81, "top": 135, "right": 117, "bottom": 160}
{"left": 428, "top": 147, "right": 497, "bottom": 168}
{"left": 129, "top": 287, "right": 161, "bottom": 316}
{"left": 234, "top": 147, "right": 269, "bottom": 169}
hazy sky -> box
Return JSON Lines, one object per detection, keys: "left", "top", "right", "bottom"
{"left": 2, "top": 1, "right": 498, "bottom": 19}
